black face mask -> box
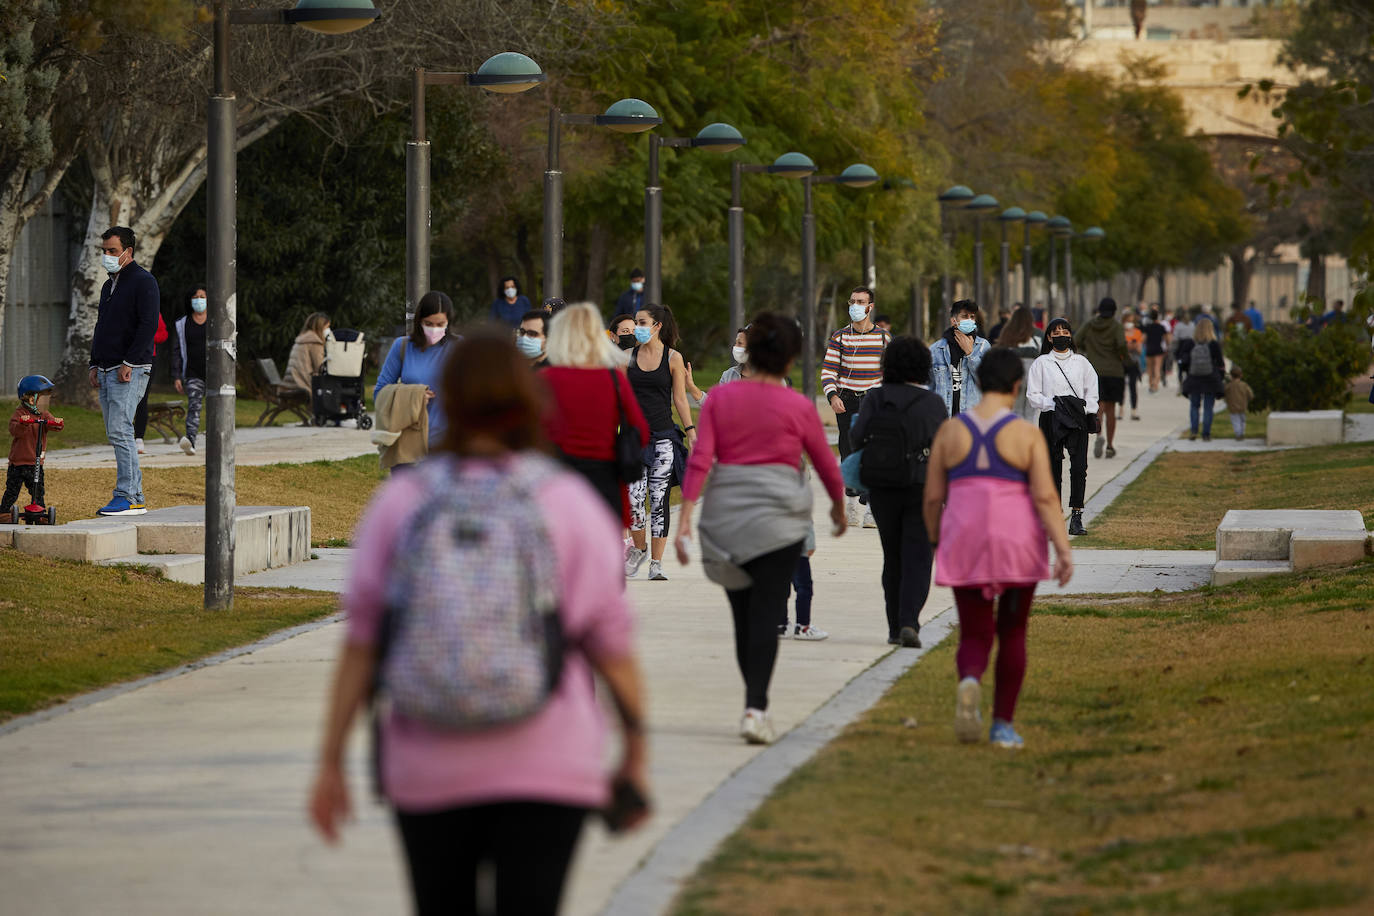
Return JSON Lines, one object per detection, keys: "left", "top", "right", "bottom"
{"left": 617, "top": 333, "right": 637, "bottom": 351}
{"left": 1050, "top": 336, "right": 1073, "bottom": 352}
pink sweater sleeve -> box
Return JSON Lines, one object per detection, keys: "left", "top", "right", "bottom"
{"left": 798, "top": 397, "right": 845, "bottom": 503}
{"left": 681, "top": 394, "right": 718, "bottom": 502}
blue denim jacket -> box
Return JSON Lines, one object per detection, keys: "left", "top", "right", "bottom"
{"left": 929, "top": 335, "right": 991, "bottom": 416}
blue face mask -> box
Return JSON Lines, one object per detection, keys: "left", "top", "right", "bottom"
{"left": 633, "top": 325, "right": 654, "bottom": 344}
{"left": 848, "top": 304, "right": 869, "bottom": 323}
{"left": 191, "top": 297, "right": 207, "bottom": 313}
{"left": 957, "top": 318, "right": 977, "bottom": 335}
{"left": 516, "top": 335, "right": 543, "bottom": 358}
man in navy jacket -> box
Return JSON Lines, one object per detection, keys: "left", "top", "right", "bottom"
{"left": 88, "top": 226, "right": 159, "bottom": 516}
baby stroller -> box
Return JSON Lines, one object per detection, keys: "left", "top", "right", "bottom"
{"left": 311, "top": 328, "right": 372, "bottom": 429}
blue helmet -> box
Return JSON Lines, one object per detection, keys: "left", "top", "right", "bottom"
{"left": 17, "top": 375, "right": 55, "bottom": 405}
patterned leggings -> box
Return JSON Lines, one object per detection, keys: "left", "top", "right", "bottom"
{"left": 628, "top": 438, "right": 674, "bottom": 538}
{"left": 183, "top": 378, "right": 206, "bottom": 445}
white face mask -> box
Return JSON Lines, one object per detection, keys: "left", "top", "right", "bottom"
{"left": 848, "top": 304, "right": 869, "bottom": 323}
{"left": 422, "top": 325, "right": 447, "bottom": 345}
{"left": 732, "top": 346, "right": 748, "bottom": 365}
{"left": 190, "top": 297, "right": 207, "bottom": 313}
{"left": 504, "top": 287, "right": 518, "bottom": 300}
{"left": 102, "top": 252, "right": 125, "bottom": 273}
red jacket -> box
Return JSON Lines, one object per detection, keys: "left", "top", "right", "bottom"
{"left": 8, "top": 408, "right": 63, "bottom": 466}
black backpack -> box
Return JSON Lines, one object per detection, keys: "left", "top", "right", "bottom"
{"left": 859, "top": 389, "right": 937, "bottom": 489}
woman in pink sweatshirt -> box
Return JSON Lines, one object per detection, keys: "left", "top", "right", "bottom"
{"left": 309, "top": 330, "right": 648, "bottom": 915}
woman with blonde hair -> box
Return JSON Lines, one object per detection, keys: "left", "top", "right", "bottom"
{"left": 542, "top": 303, "right": 650, "bottom": 524}
{"left": 1179, "top": 317, "right": 1225, "bottom": 441}
{"left": 285, "top": 311, "right": 330, "bottom": 393}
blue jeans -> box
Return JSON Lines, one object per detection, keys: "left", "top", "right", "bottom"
{"left": 98, "top": 366, "right": 150, "bottom": 502}
{"left": 1189, "top": 391, "right": 1215, "bottom": 437}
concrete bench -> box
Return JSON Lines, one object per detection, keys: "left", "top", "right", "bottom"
{"left": 1212, "top": 509, "right": 1369, "bottom": 585}
{"left": 1266, "top": 409, "right": 1344, "bottom": 446}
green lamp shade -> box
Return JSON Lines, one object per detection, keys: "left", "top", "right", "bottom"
{"left": 938, "top": 184, "right": 974, "bottom": 205}
{"left": 693, "top": 122, "right": 746, "bottom": 152}
{"left": 1047, "top": 215, "right": 1073, "bottom": 236}
{"left": 1024, "top": 210, "right": 1048, "bottom": 224}
{"left": 768, "top": 152, "right": 817, "bottom": 179}
{"left": 837, "top": 163, "right": 880, "bottom": 188}
{"left": 469, "top": 52, "right": 546, "bottom": 94}
{"left": 287, "top": 0, "right": 379, "bottom": 34}
{"left": 999, "top": 206, "right": 1027, "bottom": 222}
{"left": 597, "top": 98, "right": 662, "bottom": 133}
{"left": 966, "top": 193, "right": 999, "bottom": 212}
{"left": 1081, "top": 226, "right": 1106, "bottom": 241}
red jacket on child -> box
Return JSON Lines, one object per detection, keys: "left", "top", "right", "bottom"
{"left": 8, "top": 408, "right": 63, "bottom": 466}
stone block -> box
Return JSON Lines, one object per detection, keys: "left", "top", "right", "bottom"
{"left": 1215, "top": 509, "right": 1365, "bottom": 561}
{"left": 1211, "top": 559, "right": 1291, "bottom": 587}
{"left": 15, "top": 524, "right": 138, "bottom": 562}
{"left": 1289, "top": 529, "right": 1369, "bottom": 571}
{"left": 0, "top": 524, "right": 20, "bottom": 548}
{"left": 1266, "top": 410, "right": 1344, "bottom": 447}
{"left": 99, "top": 553, "right": 205, "bottom": 585}
{"left": 66, "top": 505, "right": 313, "bottom": 575}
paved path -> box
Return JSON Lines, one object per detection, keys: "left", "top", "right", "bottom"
{"left": 38, "top": 424, "right": 377, "bottom": 470}
{"left": 0, "top": 397, "right": 1209, "bottom": 915}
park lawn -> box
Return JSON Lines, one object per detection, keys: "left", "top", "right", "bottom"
{"left": 675, "top": 561, "right": 1374, "bottom": 916}
{"left": 0, "top": 549, "right": 337, "bottom": 722}
{"left": 1073, "top": 441, "right": 1374, "bottom": 550}
{"left": 42, "top": 455, "right": 385, "bottom": 546}
{"left": 1173, "top": 400, "right": 1374, "bottom": 441}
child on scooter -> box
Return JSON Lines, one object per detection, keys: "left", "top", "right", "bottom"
{"left": 5, "top": 375, "right": 64, "bottom": 514}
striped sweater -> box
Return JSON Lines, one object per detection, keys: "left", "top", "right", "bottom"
{"left": 820, "top": 324, "right": 890, "bottom": 396}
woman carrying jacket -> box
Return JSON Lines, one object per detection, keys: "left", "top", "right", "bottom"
{"left": 285, "top": 312, "right": 329, "bottom": 393}
{"left": 374, "top": 291, "right": 455, "bottom": 454}
{"left": 1025, "top": 318, "right": 1099, "bottom": 537}
{"left": 1178, "top": 317, "right": 1225, "bottom": 441}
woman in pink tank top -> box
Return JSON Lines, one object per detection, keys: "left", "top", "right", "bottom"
{"left": 923, "top": 349, "right": 1074, "bottom": 750}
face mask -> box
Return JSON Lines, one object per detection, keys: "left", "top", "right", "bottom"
{"left": 848, "top": 304, "right": 869, "bottom": 323}
{"left": 633, "top": 325, "right": 653, "bottom": 345}
{"left": 191, "top": 298, "right": 207, "bottom": 314}
{"left": 1050, "top": 335, "right": 1073, "bottom": 352}
{"left": 957, "top": 318, "right": 977, "bottom": 335}
{"left": 631, "top": 281, "right": 644, "bottom": 293}
{"left": 516, "top": 335, "right": 543, "bottom": 358}
{"left": 102, "top": 253, "right": 124, "bottom": 273}
{"left": 422, "top": 325, "right": 447, "bottom": 345}
{"left": 732, "top": 346, "right": 748, "bottom": 364}
{"left": 617, "top": 333, "right": 636, "bottom": 351}
{"left": 504, "top": 287, "right": 517, "bottom": 300}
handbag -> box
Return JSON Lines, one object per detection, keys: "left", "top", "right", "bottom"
{"left": 1051, "top": 360, "right": 1089, "bottom": 441}
{"left": 609, "top": 370, "right": 644, "bottom": 482}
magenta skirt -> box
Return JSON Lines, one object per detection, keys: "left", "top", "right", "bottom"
{"left": 935, "top": 477, "right": 1049, "bottom": 598}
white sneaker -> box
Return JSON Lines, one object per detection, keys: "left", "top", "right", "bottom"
{"left": 793, "top": 625, "right": 829, "bottom": 641}
{"left": 955, "top": 676, "right": 983, "bottom": 743}
{"left": 178, "top": 436, "right": 195, "bottom": 456}
{"left": 862, "top": 508, "right": 877, "bottom": 529}
{"left": 624, "top": 546, "right": 647, "bottom": 578}
{"left": 135, "top": 437, "right": 146, "bottom": 455}
{"left": 740, "top": 708, "right": 775, "bottom": 745}
{"left": 648, "top": 560, "right": 667, "bottom": 581}
{"left": 846, "top": 497, "right": 861, "bottom": 527}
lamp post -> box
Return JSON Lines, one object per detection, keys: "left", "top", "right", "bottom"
{"left": 876, "top": 176, "right": 918, "bottom": 332}
{"left": 1073, "top": 226, "right": 1105, "bottom": 321}
{"left": 1046, "top": 216, "right": 1071, "bottom": 319}
{"left": 544, "top": 98, "right": 662, "bottom": 302}
{"left": 997, "top": 207, "right": 1026, "bottom": 313}
{"left": 802, "top": 163, "right": 880, "bottom": 399}
{"left": 1023, "top": 210, "right": 1047, "bottom": 313}
{"left": 644, "top": 122, "right": 745, "bottom": 306}
{"left": 727, "top": 151, "right": 816, "bottom": 342}
{"left": 407, "top": 53, "right": 544, "bottom": 333}
{"left": 965, "top": 193, "right": 999, "bottom": 308}
{"left": 205, "top": 0, "right": 379, "bottom": 611}
{"left": 937, "top": 185, "right": 974, "bottom": 317}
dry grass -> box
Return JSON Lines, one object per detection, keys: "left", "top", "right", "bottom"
{"left": 675, "top": 562, "right": 1374, "bottom": 915}
{"left": 39, "top": 455, "right": 384, "bottom": 546}
{"left": 1075, "top": 441, "right": 1374, "bottom": 550}
{"left": 0, "top": 549, "right": 337, "bottom": 721}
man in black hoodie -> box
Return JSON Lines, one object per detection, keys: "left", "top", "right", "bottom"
{"left": 88, "top": 226, "right": 159, "bottom": 516}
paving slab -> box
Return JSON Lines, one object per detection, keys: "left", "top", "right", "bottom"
{"left": 25, "top": 424, "right": 377, "bottom": 471}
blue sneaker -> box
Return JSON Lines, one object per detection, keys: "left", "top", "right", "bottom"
{"left": 989, "top": 719, "right": 1024, "bottom": 749}
{"left": 97, "top": 497, "right": 147, "bottom": 517}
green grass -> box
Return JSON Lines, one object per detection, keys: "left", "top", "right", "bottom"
{"left": 1074, "top": 441, "right": 1374, "bottom": 550}
{"left": 0, "top": 549, "right": 337, "bottom": 721}
{"left": 673, "top": 561, "right": 1374, "bottom": 915}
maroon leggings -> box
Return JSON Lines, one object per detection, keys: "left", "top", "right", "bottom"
{"left": 953, "top": 586, "right": 1035, "bottom": 723}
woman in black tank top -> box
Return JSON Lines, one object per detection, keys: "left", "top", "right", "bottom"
{"left": 623, "top": 305, "right": 697, "bottom": 583}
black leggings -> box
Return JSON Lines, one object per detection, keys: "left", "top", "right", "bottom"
{"left": 133, "top": 383, "right": 151, "bottom": 440}
{"left": 1124, "top": 360, "right": 1140, "bottom": 410}
{"left": 394, "top": 801, "right": 587, "bottom": 916}
{"left": 727, "top": 540, "right": 805, "bottom": 710}
{"left": 1038, "top": 411, "right": 1089, "bottom": 509}
{"left": 868, "top": 487, "right": 933, "bottom": 638}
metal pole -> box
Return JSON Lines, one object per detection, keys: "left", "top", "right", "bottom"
{"left": 205, "top": 0, "right": 236, "bottom": 610}
{"left": 1065, "top": 237, "right": 1075, "bottom": 323}
{"left": 801, "top": 177, "right": 817, "bottom": 400}
{"left": 543, "top": 106, "right": 563, "bottom": 302}
{"left": 405, "top": 69, "right": 430, "bottom": 336}
{"left": 999, "top": 222, "right": 1010, "bottom": 314}
{"left": 1048, "top": 236, "right": 1057, "bottom": 319}
{"left": 1022, "top": 223, "right": 1033, "bottom": 312}
{"left": 941, "top": 209, "right": 953, "bottom": 315}
{"left": 863, "top": 220, "right": 876, "bottom": 290}
{"left": 972, "top": 217, "right": 985, "bottom": 307}
{"left": 728, "top": 161, "right": 744, "bottom": 336}
{"left": 644, "top": 134, "right": 662, "bottom": 306}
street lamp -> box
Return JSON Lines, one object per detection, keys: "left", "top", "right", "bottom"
{"left": 204, "top": 0, "right": 379, "bottom": 611}
{"left": 997, "top": 207, "right": 1026, "bottom": 314}
{"left": 727, "top": 151, "right": 816, "bottom": 339}
{"left": 870, "top": 177, "right": 918, "bottom": 332}
{"left": 1046, "top": 215, "right": 1072, "bottom": 319}
{"left": 965, "top": 193, "right": 999, "bottom": 309}
{"left": 644, "top": 122, "right": 746, "bottom": 306}
{"left": 407, "top": 53, "right": 545, "bottom": 333}
{"left": 1022, "top": 210, "right": 1047, "bottom": 314}
{"left": 938, "top": 185, "right": 974, "bottom": 313}
{"left": 1072, "top": 226, "right": 1106, "bottom": 321}
{"left": 544, "top": 98, "right": 662, "bottom": 302}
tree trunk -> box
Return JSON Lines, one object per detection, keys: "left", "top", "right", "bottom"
{"left": 1229, "top": 248, "right": 1255, "bottom": 314}
{"left": 1136, "top": 271, "right": 1149, "bottom": 305}
{"left": 1156, "top": 269, "right": 1167, "bottom": 312}
{"left": 1306, "top": 251, "right": 1326, "bottom": 306}
{"left": 584, "top": 221, "right": 608, "bottom": 308}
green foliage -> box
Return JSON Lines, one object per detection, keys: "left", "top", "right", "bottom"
{"left": 1226, "top": 323, "right": 1370, "bottom": 412}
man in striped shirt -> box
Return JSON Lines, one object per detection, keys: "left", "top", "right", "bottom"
{"left": 822, "top": 286, "right": 890, "bottom": 526}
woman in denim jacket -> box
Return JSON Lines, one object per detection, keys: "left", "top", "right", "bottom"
{"left": 930, "top": 299, "right": 991, "bottom": 417}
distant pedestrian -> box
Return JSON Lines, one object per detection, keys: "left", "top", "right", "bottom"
{"left": 1075, "top": 298, "right": 1128, "bottom": 459}
{"left": 489, "top": 275, "right": 533, "bottom": 328}
{"left": 1223, "top": 366, "right": 1254, "bottom": 441}
{"left": 923, "top": 348, "right": 1074, "bottom": 749}
{"left": 132, "top": 310, "right": 167, "bottom": 455}
{"left": 517, "top": 310, "right": 549, "bottom": 368}
{"left": 849, "top": 336, "right": 947, "bottom": 648}
{"left": 930, "top": 299, "right": 991, "bottom": 419}
{"left": 375, "top": 291, "right": 456, "bottom": 454}
{"left": 988, "top": 308, "right": 1011, "bottom": 344}
{"left": 1170, "top": 308, "right": 1194, "bottom": 389}
{"left": 994, "top": 305, "right": 1042, "bottom": 420}
{"left": 873, "top": 313, "right": 894, "bottom": 334}
{"left": 1143, "top": 307, "right": 1171, "bottom": 392}
{"left": 1122, "top": 310, "right": 1143, "bottom": 422}
{"left": 1244, "top": 300, "right": 1265, "bottom": 332}
{"left": 1180, "top": 319, "right": 1225, "bottom": 441}
{"left": 609, "top": 313, "right": 636, "bottom": 367}
{"left": 821, "top": 286, "right": 890, "bottom": 528}
{"left": 171, "top": 285, "right": 209, "bottom": 456}
{"left": 615, "top": 269, "right": 646, "bottom": 316}
{"left": 675, "top": 312, "right": 847, "bottom": 744}
{"left": 310, "top": 330, "right": 649, "bottom": 915}
{"left": 88, "top": 225, "right": 158, "bottom": 517}
{"left": 1224, "top": 301, "right": 1253, "bottom": 339}
{"left": 285, "top": 312, "right": 329, "bottom": 394}
{"left": 1026, "top": 318, "right": 1099, "bottom": 536}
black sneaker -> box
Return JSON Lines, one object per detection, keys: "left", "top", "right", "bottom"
{"left": 1068, "top": 510, "right": 1086, "bottom": 536}
{"left": 899, "top": 626, "right": 921, "bottom": 648}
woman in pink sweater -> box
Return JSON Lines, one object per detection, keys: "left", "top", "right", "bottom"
{"left": 675, "top": 313, "right": 847, "bottom": 744}
{"left": 309, "top": 330, "right": 648, "bottom": 915}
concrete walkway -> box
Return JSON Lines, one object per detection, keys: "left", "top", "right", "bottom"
{"left": 39, "top": 423, "right": 377, "bottom": 470}
{"left": 0, "top": 396, "right": 1210, "bottom": 915}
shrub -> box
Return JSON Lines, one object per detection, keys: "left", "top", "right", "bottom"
{"left": 1226, "top": 322, "right": 1370, "bottom": 412}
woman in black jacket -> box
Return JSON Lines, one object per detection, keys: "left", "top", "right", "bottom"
{"left": 850, "top": 336, "right": 949, "bottom": 648}
{"left": 1179, "top": 318, "right": 1225, "bottom": 441}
